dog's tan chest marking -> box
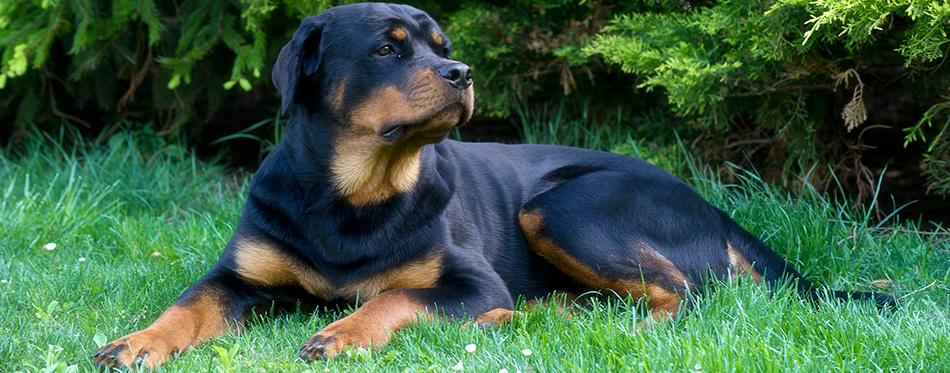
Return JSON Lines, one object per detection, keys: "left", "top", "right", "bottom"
{"left": 233, "top": 240, "right": 441, "bottom": 302}
{"left": 339, "top": 252, "right": 443, "bottom": 302}
{"left": 233, "top": 240, "right": 335, "bottom": 299}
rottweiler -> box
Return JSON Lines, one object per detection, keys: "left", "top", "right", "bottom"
{"left": 93, "top": 2, "right": 895, "bottom": 370}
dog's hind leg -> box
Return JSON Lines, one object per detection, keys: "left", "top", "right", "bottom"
{"left": 518, "top": 207, "right": 694, "bottom": 322}
{"left": 516, "top": 171, "right": 736, "bottom": 322}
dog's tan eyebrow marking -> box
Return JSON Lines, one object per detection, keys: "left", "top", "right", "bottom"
{"left": 431, "top": 30, "right": 443, "bottom": 45}
{"left": 391, "top": 27, "right": 408, "bottom": 41}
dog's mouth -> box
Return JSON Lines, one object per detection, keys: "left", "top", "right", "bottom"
{"left": 377, "top": 102, "right": 469, "bottom": 143}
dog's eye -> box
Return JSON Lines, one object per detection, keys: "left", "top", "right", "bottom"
{"left": 377, "top": 45, "right": 394, "bottom": 56}
{"left": 442, "top": 47, "right": 451, "bottom": 58}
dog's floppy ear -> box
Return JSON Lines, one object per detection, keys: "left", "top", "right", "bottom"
{"left": 273, "top": 16, "right": 325, "bottom": 115}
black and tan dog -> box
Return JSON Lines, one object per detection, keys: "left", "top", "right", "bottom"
{"left": 93, "top": 3, "right": 895, "bottom": 370}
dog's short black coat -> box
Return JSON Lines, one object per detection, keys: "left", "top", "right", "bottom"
{"left": 93, "top": 2, "right": 895, "bottom": 369}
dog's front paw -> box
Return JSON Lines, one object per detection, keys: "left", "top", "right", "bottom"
{"left": 298, "top": 331, "right": 363, "bottom": 360}
{"left": 92, "top": 330, "right": 180, "bottom": 371}
{"left": 299, "top": 322, "right": 376, "bottom": 361}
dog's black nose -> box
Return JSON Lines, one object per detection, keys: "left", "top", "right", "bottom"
{"left": 437, "top": 63, "right": 472, "bottom": 89}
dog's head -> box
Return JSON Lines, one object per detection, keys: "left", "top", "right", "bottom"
{"left": 273, "top": 3, "right": 474, "bottom": 206}
{"left": 273, "top": 3, "right": 474, "bottom": 141}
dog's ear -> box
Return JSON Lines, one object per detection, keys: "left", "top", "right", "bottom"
{"left": 273, "top": 16, "right": 325, "bottom": 115}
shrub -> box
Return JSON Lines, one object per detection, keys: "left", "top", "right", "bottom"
{"left": 0, "top": 0, "right": 350, "bottom": 139}
{"left": 445, "top": 0, "right": 617, "bottom": 118}
{"left": 585, "top": 0, "right": 950, "bottom": 194}
{"left": 2, "top": 0, "right": 948, "bottom": 195}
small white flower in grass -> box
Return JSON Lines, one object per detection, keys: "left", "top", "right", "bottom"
{"left": 521, "top": 348, "right": 532, "bottom": 356}
{"left": 78, "top": 257, "right": 86, "bottom": 262}
{"left": 44, "top": 243, "right": 57, "bottom": 251}
{"left": 465, "top": 343, "right": 477, "bottom": 353}
{"left": 499, "top": 369, "right": 509, "bottom": 373}
{"left": 151, "top": 252, "right": 161, "bottom": 257}
{"left": 1, "top": 279, "right": 7, "bottom": 284}
{"left": 453, "top": 361, "right": 464, "bottom": 371}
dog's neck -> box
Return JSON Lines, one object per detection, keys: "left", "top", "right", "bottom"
{"left": 284, "top": 112, "right": 426, "bottom": 207}
{"left": 329, "top": 133, "right": 423, "bottom": 207}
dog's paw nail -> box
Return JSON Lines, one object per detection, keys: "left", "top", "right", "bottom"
{"left": 300, "top": 346, "right": 320, "bottom": 361}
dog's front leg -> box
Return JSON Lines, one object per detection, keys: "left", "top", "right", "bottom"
{"left": 93, "top": 270, "right": 254, "bottom": 370}
{"left": 299, "top": 284, "right": 508, "bottom": 360}
{"left": 298, "top": 288, "right": 430, "bottom": 360}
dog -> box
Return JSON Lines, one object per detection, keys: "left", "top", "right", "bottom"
{"left": 92, "top": 3, "right": 895, "bottom": 370}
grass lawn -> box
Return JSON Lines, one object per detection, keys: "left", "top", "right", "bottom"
{"left": 1, "top": 129, "right": 948, "bottom": 372}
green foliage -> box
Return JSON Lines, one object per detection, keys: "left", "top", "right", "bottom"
{"left": 25, "top": 344, "right": 78, "bottom": 373}
{"left": 0, "top": 0, "right": 345, "bottom": 138}
{"left": 922, "top": 136, "right": 950, "bottom": 195}
{"left": 212, "top": 343, "right": 242, "bottom": 373}
{"left": 3, "top": 0, "right": 949, "bottom": 192}
{"left": 585, "top": 0, "right": 950, "bottom": 192}
{"left": 444, "top": 0, "right": 625, "bottom": 118}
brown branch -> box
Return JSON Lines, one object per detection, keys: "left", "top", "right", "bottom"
{"left": 899, "top": 281, "right": 936, "bottom": 301}
{"left": 723, "top": 136, "right": 780, "bottom": 149}
{"left": 44, "top": 71, "right": 92, "bottom": 128}
{"left": 118, "top": 28, "right": 154, "bottom": 109}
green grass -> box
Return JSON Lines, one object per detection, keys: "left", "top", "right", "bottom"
{"left": 1, "top": 127, "right": 948, "bottom": 372}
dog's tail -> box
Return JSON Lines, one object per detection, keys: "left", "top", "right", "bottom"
{"left": 718, "top": 209, "right": 897, "bottom": 309}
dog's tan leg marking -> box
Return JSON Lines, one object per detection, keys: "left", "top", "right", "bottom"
{"left": 299, "top": 289, "right": 435, "bottom": 359}
{"left": 93, "top": 292, "right": 232, "bottom": 370}
{"left": 519, "top": 210, "right": 686, "bottom": 322}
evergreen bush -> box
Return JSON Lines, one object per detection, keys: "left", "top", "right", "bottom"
{"left": 2, "top": 0, "right": 948, "bottom": 194}
{"left": 0, "top": 0, "right": 346, "bottom": 138}
{"left": 445, "top": 0, "right": 621, "bottom": 118}
{"left": 584, "top": 0, "right": 950, "bottom": 194}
